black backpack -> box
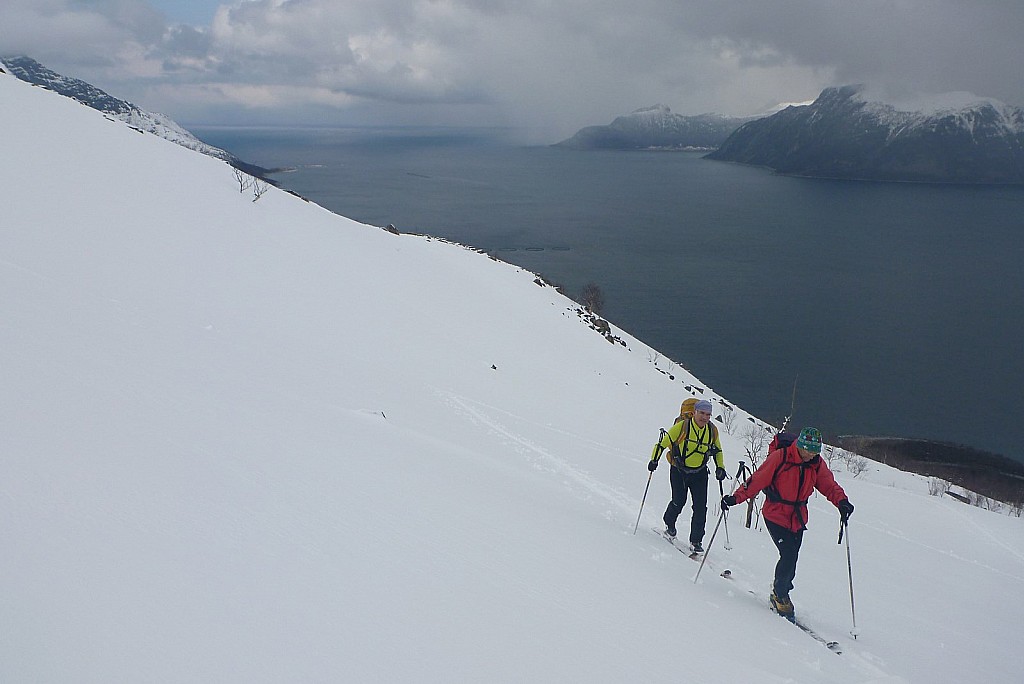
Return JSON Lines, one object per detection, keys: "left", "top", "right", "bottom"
{"left": 768, "top": 430, "right": 797, "bottom": 453}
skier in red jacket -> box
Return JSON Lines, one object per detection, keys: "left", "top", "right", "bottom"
{"left": 721, "top": 426, "right": 854, "bottom": 619}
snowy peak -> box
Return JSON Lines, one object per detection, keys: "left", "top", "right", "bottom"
{"left": 818, "top": 84, "right": 1024, "bottom": 136}
{"left": 610, "top": 104, "right": 744, "bottom": 129}
{"left": 0, "top": 55, "right": 268, "bottom": 176}
{"left": 707, "top": 84, "right": 1024, "bottom": 184}
{"left": 853, "top": 85, "right": 1016, "bottom": 117}
{"left": 555, "top": 105, "right": 754, "bottom": 150}
{"left": 854, "top": 88, "right": 1024, "bottom": 138}
{"left": 759, "top": 99, "right": 816, "bottom": 116}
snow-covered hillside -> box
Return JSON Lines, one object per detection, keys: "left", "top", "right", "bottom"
{"left": 1, "top": 55, "right": 267, "bottom": 176}
{"left": 2, "top": 70, "right": 1022, "bottom": 683}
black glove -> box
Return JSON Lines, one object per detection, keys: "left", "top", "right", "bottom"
{"left": 838, "top": 499, "right": 854, "bottom": 522}
{"left": 715, "top": 467, "right": 727, "bottom": 481}
{"left": 648, "top": 459, "right": 659, "bottom": 472}
{"left": 721, "top": 494, "right": 737, "bottom": 511}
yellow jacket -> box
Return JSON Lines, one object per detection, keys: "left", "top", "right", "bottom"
{"left": 650, "top": 418, "right": 724, "bottom": 471}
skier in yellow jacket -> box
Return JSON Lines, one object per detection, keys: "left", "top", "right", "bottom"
{"left": 648, "top": 399, "right": 726, "bottom": 553}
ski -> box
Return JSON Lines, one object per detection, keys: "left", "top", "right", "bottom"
{"left": 653, "top": 527, "right": 702, "bottom": 560}
{"left": 787, "top": 615, "right": 842, "bottom": 654}
{"left": 755, "top": 591, "right": 842, "bottom": 654}
{"left": 656, "top": 529, "right": 835, "bottom": 653}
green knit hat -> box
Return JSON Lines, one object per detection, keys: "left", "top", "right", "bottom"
{"left": 797, "top": 427, "right": 823, "bottom": 453}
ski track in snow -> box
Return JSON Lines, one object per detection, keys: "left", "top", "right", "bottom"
{"left": 440, "top": 391, "right": 638, "bottom": 515}
{"left": 945, "top": 498, "right": 1024, "bottom": 566}
{"left": 845, "top": 508, "right": 1024, "bottom": 585}
{"left": 798, "top": 477, "right": 1024, "bottom": 585}
{"left": 0, "top": 256, "right": 57, "bottom": 284}
{"left": 444, "top": 391, "right": 638, "bottom": 462}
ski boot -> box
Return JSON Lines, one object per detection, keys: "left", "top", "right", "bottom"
{"left": 770, "top": 592, "right": 795, "bottom": 622}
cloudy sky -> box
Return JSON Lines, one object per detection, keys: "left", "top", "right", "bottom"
{"left": 2, "top": 0, "right": 1021, "bottom": 141}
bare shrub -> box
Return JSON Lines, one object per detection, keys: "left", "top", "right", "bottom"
{"left": 743, "top": 423, "right": 771, "bottom": 471}
{"left": 580, "top": 282, "right": 605, "bottom": 315}
{"left": 252, "top": 177, "right": 269, "bottom": 202}
{"left": 833, "top": 448, "right": 855, "bottom": 469}
{"left": 847, "top": 455, "right": 870, "bottom": 478}
{"left": 233, "top": 168, "right": 270, "bottom": 201}
{"left": 721, "top": 406, "right": 737, "bottom": 435}
{"left": 234, "top": 168, "right": 254, "bottom": 192}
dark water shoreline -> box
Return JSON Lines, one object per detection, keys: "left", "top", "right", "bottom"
{"left": 840, "top": 436, "right": 1024, "bottom": 507}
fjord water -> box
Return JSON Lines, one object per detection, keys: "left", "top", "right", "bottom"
{"left": 196, "top": 126, "right": 1024, "bottom": 462}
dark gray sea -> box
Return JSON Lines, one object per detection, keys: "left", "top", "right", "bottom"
{"left": 195, "top": 126, "right": 1024, "bottom": 463}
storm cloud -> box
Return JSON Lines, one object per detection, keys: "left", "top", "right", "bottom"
{"left": 2, "top": 0, "right": 1020, "bottom": 140}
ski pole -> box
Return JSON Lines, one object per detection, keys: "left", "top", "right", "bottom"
{"left": 633, "top": 470, "right": 654, "bottom": 535}
{"left": 840, "top": 518, "right": 859, "bottom": 638}
{"left": 694, "top": 477, "right": 741, "bottom": 583}
{"left": 719, "top": 478, "right": 732, "bottom": 550}
{"left": 736, "top": 461, "right": 753, "bottom": 529}
{"left": 693, "top": 507, "right": 725, "bottom": 583}
{"left": 635, "top": 430, "right": 666, "bottom": 534}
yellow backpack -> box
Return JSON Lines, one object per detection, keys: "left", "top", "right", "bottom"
{"left": 674, "top": 397, "right": 698, "bottom": 425}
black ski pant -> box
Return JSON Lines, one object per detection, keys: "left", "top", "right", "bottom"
{"left": 765, "top": 519, "right": 804, "bottom": 599}
{"left": 663, "top": 466, "right": 709, "bottom": 545}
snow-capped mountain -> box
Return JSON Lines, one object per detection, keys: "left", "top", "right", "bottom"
{"left": 0, "top": 55, "right": 269, "bottom": 178}
{"left": 555, "top": 104, "right": 755, "bottom": 150}
{"left": 706, "top": 84, "right": 1024, "bottom": 184}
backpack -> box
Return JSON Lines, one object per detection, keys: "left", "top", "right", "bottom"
{"left": 762, "top": 429, "right": 826, "bottom": 530}
{"left": 668, "top": 414, "right": 720, "bottom": 470}
{"left": 673, "top": 397, "right": 699, "bottom": 425}
{"left": 768, "top": 430, "right": 797, "bottom": 454}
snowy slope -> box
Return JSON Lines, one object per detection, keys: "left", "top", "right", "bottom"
{"left": 2, "top": 71, "right": 1022, "bottom": 683}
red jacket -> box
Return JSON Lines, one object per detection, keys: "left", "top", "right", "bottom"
{"left": 733, "top": 444, "right": 848, "bottom": 532}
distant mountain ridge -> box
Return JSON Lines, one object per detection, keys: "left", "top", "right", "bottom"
{"left": 706, "top": 84, "right": 1024, "bottom": 184}
{"left": 555, "top": 104, "right": 755, "bottom": 150}
{"left": 0, "top": 55, "right": 269, "bottom": 178}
